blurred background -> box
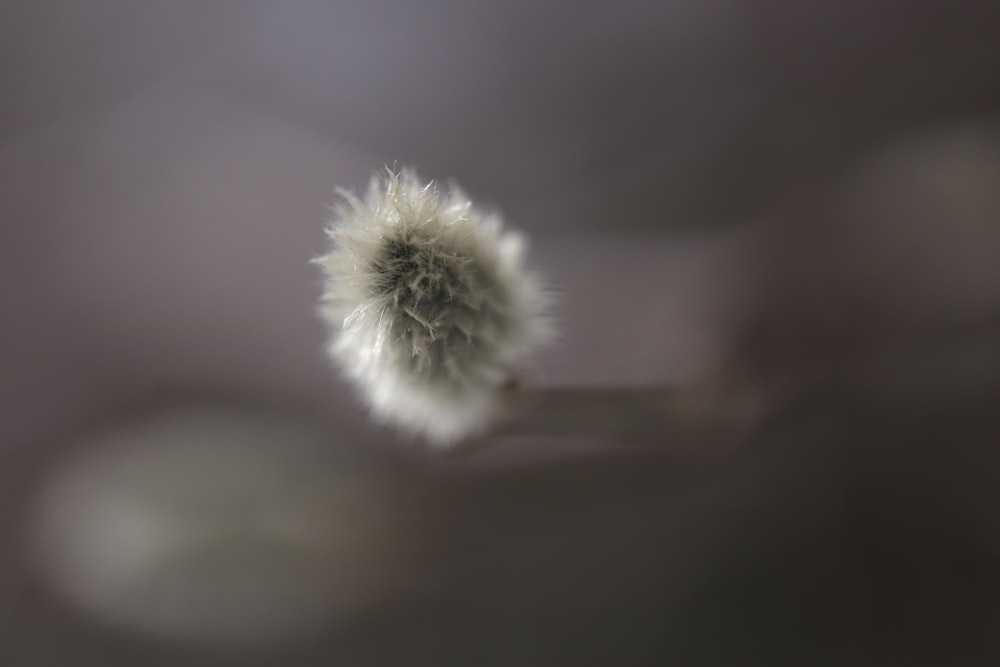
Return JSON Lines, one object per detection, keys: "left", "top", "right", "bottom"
{"left": 2, "top": 1, "right": 1000, "bottom": 664}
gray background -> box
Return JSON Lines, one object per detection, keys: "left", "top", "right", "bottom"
{"left": 2, "top": 1, "right": 1000, "bottom": 665}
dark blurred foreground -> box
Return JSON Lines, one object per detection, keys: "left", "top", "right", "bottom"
{"left": 2, "top": 334, "right": 1000, "bottom": 666}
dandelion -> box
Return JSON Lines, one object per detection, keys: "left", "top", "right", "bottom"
{"left": 315, "top": 168, "right": 551, "bottom": 447}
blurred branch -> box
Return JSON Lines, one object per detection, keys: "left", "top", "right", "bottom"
{"left": 495, "top": 385, "right": 742, "bottom": 448}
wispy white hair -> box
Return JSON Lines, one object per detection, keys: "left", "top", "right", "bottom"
{"left": 315, "top": 169, "right": 551, "bottom": 447}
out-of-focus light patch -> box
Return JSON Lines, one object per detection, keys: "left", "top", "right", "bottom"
{"left": 29, "top": 405, "right": 415, "bottom": 648}
{"left": 840, "top": 124, "right": 1000, "bottom": 324}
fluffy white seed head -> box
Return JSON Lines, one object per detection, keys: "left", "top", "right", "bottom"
{"left": 315, "top": 169, "right": 551, "bottom": 447}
